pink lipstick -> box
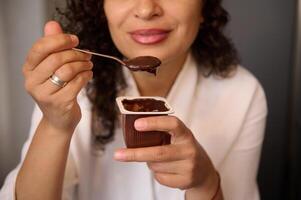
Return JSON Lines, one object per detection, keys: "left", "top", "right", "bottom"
{"left": 129, "top": 29, "right": 171, "bottom": 45}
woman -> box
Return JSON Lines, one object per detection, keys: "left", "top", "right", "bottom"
{"left": 0, "top": 0, "right": 267, "bottom": 199}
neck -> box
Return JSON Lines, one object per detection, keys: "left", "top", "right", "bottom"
{"left": 132, "top": 52, "right": 189, "bottom": 97}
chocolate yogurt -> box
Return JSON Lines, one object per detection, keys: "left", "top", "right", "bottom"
{"left": 116, "top": 97, "right": 173, "bottom": 148}
{"left": 124, "top": 56, "right": 161, "bottom": 75}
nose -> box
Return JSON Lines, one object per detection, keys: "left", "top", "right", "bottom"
{"left": 134, "top": 0, "right": 163, "bottom": 20}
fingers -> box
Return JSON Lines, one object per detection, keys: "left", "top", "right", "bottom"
{"left": 53, "top": 70, "right": 93, "bottom": 100}
{"left": 54, "top": 61, "right": 93, "bottom": 83}
{"left": 28, "top": 69, "right": 92, "bottom": 107}
{"left": 147, "top": 160, "right": 194, "bottom": 174}
{"left": 23, "top": 49, "right": 92, "bottom": 97}
{"left": 44, "top": 21, "right": 63, "bottom": 36}
{"left": 23, "top": 34, "right": 79, "bottom": 72}
{"left": 41, "top": 60, "right": 93, "bottom": 94}
{"left": 134, "top": 116, "right": 189, "bottom": 140}
{"left": 30, "top": 49, "right": 92, "bottom": 84}
{"left": 114, "top": 144, "right": 194, "bottom": 162}
{"left": 153, "top": 173, "right": 191, "bottom": 190}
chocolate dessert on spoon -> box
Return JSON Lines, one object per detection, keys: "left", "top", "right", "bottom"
{"left": 72, "top": 48, "right": 161, "bottom": 75}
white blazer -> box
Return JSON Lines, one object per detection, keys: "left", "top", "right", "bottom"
{"left": 0, "top": 54, "right": 268, "bottom": 200}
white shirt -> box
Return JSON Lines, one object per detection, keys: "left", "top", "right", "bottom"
{"left": 0, "top": 54, "right": 268, "bottom": 200}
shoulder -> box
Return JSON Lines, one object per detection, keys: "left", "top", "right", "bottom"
{"left": 199, "top": 65, "right": 266, "bottom": 102}
{"left": 229, "top": 66, "right": 262, "bottom": 89}
{"left": 211, "top": 65, "right": 268, "bottom": 121}
{"left": 195, "top": 65, "right": 267, "bottom": 124}
{"left": 225, "top": 66, "right": 267, "bottom": 106}
{"left": 205, "top": 66, "right": 262, "bottom": 91}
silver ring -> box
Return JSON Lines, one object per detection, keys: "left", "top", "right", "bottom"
{"left": 49, "top": 74, "right": 67, "bottom": 88}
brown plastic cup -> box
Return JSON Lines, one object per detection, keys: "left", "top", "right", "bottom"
{"left": 116, "top": 96, "right": 174, "bottom": 148}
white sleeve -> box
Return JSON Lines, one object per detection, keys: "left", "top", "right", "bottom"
{"left": 219, "top": 83, "right": 268, "bottom": 200}
{"left": 0, "top": 105, "right": 79, "bottom": 200}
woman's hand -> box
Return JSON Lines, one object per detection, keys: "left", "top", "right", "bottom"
{"left": 22, "top": 21, "right": 93, "bottom": 133}
{"left": 114, "top": 116, "right": 221, "bottom": 199}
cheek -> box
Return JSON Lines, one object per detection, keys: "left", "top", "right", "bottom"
{"left": 184, "top": 6, "right": 203, "bottom": 31}
{"left": 176, "top": 15, "right": 202, "bottom": 48}
{"left": 170, "top": 2, "right": 203, "bottom": 40}
{"left": 104, "top": 1, "right": 128, "bottom": 30}
{"left": 104, "top": 2, "right": 132, "bottom": 47}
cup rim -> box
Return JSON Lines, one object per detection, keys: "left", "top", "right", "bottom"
{"left": 116, "top": 96, "right": 174, "bottom": 115}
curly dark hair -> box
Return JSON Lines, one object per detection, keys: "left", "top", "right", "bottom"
{"left": 55, "top": 0, "right": 239, "bottom": 148}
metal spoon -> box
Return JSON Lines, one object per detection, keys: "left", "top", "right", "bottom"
{"left": 72, "top": 48, "right": 161, "bottom": 75}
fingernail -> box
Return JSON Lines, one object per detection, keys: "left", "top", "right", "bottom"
{"left": 70, "top": 35, "right": 78, "bottom": 44}
{"left": 134, "top": 119, "right": 147, "bottom": 130}
{"left": 114, "top": 151, "right": 125, "bottom": 160}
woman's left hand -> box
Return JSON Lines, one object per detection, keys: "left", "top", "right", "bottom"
{"left": 114, "top": 116, "right": 220, "bottom": 198}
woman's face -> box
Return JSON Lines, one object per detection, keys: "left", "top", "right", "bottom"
{"left": 104, "top": 0, "right": 203, "bottom": 64}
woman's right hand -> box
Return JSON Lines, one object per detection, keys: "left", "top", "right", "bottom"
{"left": 22, "top": 21, "right": 93, "bottom": 133}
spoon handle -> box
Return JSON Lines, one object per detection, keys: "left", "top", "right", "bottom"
{"left": 72, "top": 48, "right": 126, "bottom": 65}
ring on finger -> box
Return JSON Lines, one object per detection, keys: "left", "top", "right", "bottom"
{"left": 49, "top": 74, "right": 67, "bottom": 88}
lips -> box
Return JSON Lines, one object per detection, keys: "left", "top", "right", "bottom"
{"left": 129, "top": 29, "right": 171, "bottom": 45}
